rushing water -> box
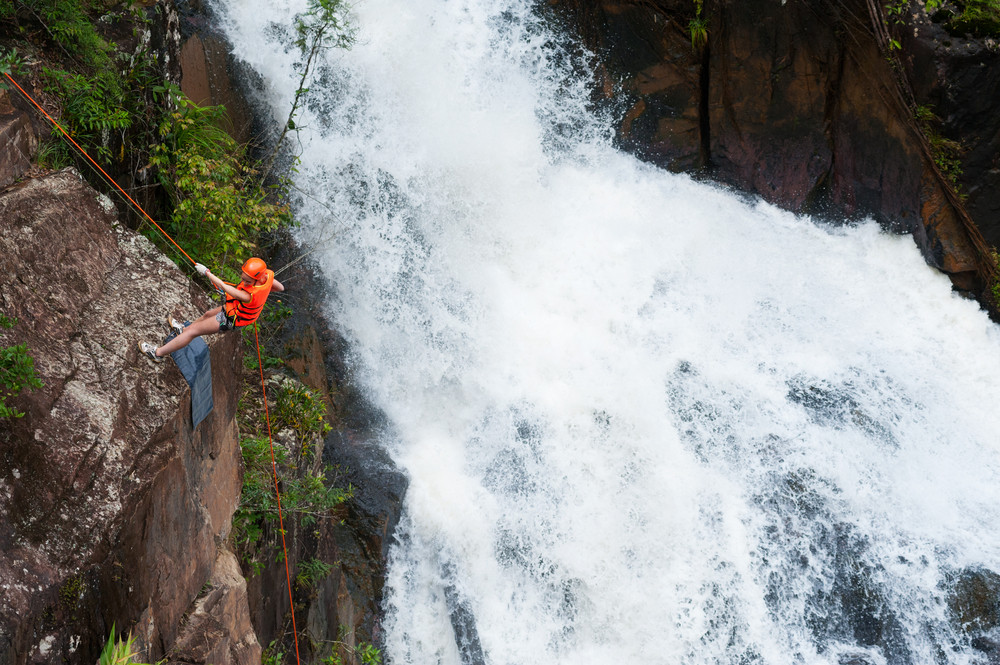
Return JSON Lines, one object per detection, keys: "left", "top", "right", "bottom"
{"left": 215, "top": 1, "right": 1000, "bottom": 663}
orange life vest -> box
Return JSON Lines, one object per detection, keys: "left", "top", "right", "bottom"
{"left": 225, "top": 269, "right": 274, "bottom": 327}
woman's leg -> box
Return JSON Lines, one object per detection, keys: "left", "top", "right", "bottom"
{"left": 156, "top": 308, "right": 223, "bottom": 357}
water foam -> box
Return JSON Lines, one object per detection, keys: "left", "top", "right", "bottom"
{"left": 214, "top": 0, "right": 1000, "bottom": 662}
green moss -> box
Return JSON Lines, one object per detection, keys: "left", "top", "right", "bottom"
{"left": 59, "top": 574, "right": 84, "bottom": 612}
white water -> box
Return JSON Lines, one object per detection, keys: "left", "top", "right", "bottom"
{"left": 215, "top": 1, "right": 1000, "bottom": 663}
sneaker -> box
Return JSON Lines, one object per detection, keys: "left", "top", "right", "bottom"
{"left": 167, "top": 316, "right": 186, "bottom": 336}
{"left": 138, "top": 341, "right": 165, "bottom": 363}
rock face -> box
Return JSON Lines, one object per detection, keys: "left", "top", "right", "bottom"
{"left": 557, "top": 0, "right": 997, "bottom": 297}
{"left": 243, "top": 244, "right": 407, "bottom": 664}
{"left": 0, "top": 169, "right": 255, "bottom": 664}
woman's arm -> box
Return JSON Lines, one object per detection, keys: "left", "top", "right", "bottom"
{"left": 271, "top": 277, "right": 285, "bottom": 292}
{"left": 206, "top": 270, "right": 251, "bottom": 303}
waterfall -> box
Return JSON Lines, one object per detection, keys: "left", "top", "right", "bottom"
{"left": 214, "top": 0, "right": 1000, "bottom": 663}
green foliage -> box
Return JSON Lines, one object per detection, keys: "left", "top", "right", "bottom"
{"left": 36, "top": 135, "right": 73, "bottom": 169}
{"left": 242, "top": 343, "right": 284, "bottom": 371}
{"left": 926, "top": 0, "right": 1000, "bottom": 37}
{"left": 231, "top": 430, "right": 352, "bottom": 559}
{"left": 276, "top": 381, "right": 332, "bottom": 447}
{"left": 915, "top": 104, "right": 965, "bottom": 189}
{"left": 43, "top": 67, "right": 132, "bottom": 133}
{"left": 886, "top": 0, "right": 909, "bottom": 23}
{"left": 259, "top": 0, "right": 356, "bottom": 181}
{"left": 150, "top": 88, "right": 292, "bottom": 272}
{"left": 262, "top": 640, "right": 285, "bottom": 665}
{"left": 20, "top": 0, "right": 113, "bottom": 69}
{"left": 295, "top": 557, "right": 334, "bottom": 589}
{"left": 0, "top": 316, "right": 44, "bottom": 419}
{"left": 945, "top": 0, "right": 1000, "bottom": 36}
{"left": 320, "top": 641, "right": 382, "bottom": 665}
{"left": 0, "top": 47, "right": 23, "bottom": 88}
{"left": 689, "top": 0, "right": 708, "bottom": 51}
{"left": 293, "top": 0, "right": 356, "bottom": 53}
{"left": 98, "top": 624, "right": 148, "bottom": 665}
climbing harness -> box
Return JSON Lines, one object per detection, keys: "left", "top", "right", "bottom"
{"left": 3, "top": 71, "right": 303, "bottom": 665}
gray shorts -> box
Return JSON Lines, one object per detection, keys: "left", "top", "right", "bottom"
{"left": 216, "top": 310, "right": 236, "bottom": 331}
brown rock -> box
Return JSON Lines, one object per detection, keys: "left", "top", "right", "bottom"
{"left": 558, "top": 0, "right": 997, "bottom": 296}
{"left": 167, "top": 549, "right": 262, "bottom": 665}
{"left": 179, "top": 33, "right": 255, "bottom": 144}
{"left": 0, "top": 90, "right": 37, "bottom": 190}
{"left": 0, "top": 169, "right": 246, "bottom": 664}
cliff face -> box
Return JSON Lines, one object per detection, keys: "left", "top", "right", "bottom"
{"left": 559, "top": 0, "right": 997, "bottom": 298}
{"left": 0, "top": 168, "right": 256, "bottom": 664}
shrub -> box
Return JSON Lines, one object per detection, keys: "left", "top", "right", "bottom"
{"left": 149, "top": 89, "right": 292, "bottom": 278}
{"left": 0, "top": 315, "right": 44, "bottom": 419}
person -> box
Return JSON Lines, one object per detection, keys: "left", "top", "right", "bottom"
{"left": 139, "top": 257, "right": 285, "bottom": 363}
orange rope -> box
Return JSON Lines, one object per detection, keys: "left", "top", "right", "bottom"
{"left": 255, "top": 322, "right": 302, "bottom": 664}
{"left": 3, "top": 71, "right": 196, "bottom": 266}
{"left": 4, "top": 71, "right": 303, "bottom": 665}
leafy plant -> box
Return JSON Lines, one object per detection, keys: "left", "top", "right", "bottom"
{"left": 0, "top": 47, "right": 23, "bottom": 88}
{"left": 43, "top": 66, "right": 132, "bottom": 133}
{"left": 1, "top": 316, "right": 44, "bottom": 419}
{"left": 231, "top": 429, "right": 352, "bottom": 560}
{"left": 16, "top": 0, "right": 113, "bottom": 69}
{"left": 259, "top": 0, "right": 356, "bottom": 182}
{"left": 98, "top": 624, "right": 148, "bottom": 665}
{"left": 319, "top": 641, "right": 382, "bottom": 665}
{"left": 149, "top": 88, "right": 292, "bottom": 274}
{"left": 262, "top": 640, "right": 285, "bottom": 665}
{"left": 276, "top": 380, "right": 332, "bottom": 449}
{"left": 689, "top": 0, "right": 708, "bottom": 51}
{"left": 886, "top": 0, "right": 909, "bottom": 23}
{"left": 295, "top": 557, "right": 334, "bottom": 589}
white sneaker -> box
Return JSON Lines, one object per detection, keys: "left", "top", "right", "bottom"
{"left": 167, "top": 316, "right": 186, "bottom": 336}
{"left": 139, "top": 341, "right": 165, "bottom": 363}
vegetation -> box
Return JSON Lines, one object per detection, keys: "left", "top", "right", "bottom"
{"left": 915, "top": 104, "right": 965, "bottom": 190}
{"left": 927, "top": 0, "right": 1000, "bottom": 37}
{"left": 231, "top": 374, "right": 352, "bottom": 577}
{"left": 0, "top": 315, "right": 43, "bottom": 419}
{"left": 149, "top": 87, "right": 292, "bottom": 278}
{"left": 98, "top": 625, "right": 149, "bottom": 665}
{"left": 689, "top": 0, "right": 708, "bottom": 51}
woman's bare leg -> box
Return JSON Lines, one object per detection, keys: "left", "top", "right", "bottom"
{"left": 156, "top": 307, "right": 223, "bottom": 357}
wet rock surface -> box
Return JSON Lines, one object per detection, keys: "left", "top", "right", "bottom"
{"left": 555, "top": 0, "right": 997, "bottom": 297}
{"left": 0, "top": 169, "right": 253, "bottom": 664}
{"left": 243, "top": 235, "right": 408, "bottom": 661}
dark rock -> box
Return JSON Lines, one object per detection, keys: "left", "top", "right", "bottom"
{"left": 948, "top": 568, "right": 1000, "bottom": 633}
{"left": 240, "top": 235, "right": 407, "bottom": 661}
{"left": 553, "top": 0, "right": 997, "bottom": 299}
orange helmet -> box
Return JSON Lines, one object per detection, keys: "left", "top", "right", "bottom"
{"left": 242, "top": 257, "right": 267, "bottom": 280}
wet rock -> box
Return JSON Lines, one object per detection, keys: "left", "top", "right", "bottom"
{"left": 948, "top": 568, "right": 1000, "bottom": 633}
{"left": 554, "top": 0, "right": 996, "bottom": 296}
